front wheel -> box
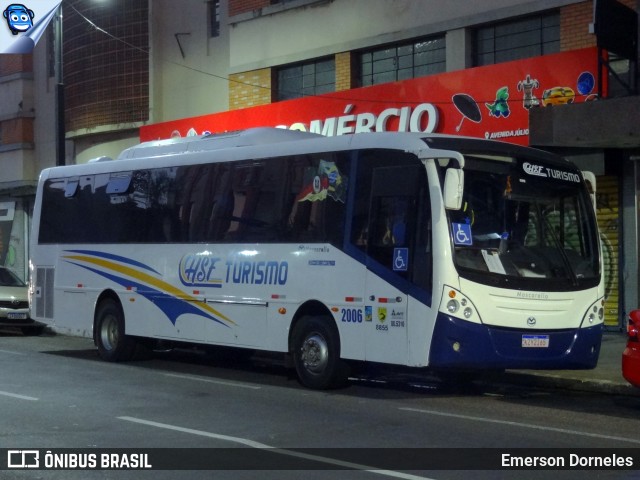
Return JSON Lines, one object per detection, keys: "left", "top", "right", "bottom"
{"left": 95, "top": 298, "right": 137, "bottom": 362}
{"left": 292, "top": 316, "right": 347, "bottom": 389}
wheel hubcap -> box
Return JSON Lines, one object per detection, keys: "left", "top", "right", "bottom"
{"left": 300, "top": 333, "right": 328, "bottom": 374}
{"left": 100, "top": 315, "right": 118, "bottom": 351}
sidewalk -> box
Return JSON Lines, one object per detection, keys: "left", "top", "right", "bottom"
{"left": 494, "top": 332, "right": 640, "bottom": 396}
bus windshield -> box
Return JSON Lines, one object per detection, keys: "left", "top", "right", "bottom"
{"left": 447, "top": 155, "right": 600, "bottom": 291}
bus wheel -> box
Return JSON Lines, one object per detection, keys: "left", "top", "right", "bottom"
{"left": 292, "top": 316, "right": 347, "bottom": 389}
{"left": 95, "top": 298, "right": 136, "bottom": 362}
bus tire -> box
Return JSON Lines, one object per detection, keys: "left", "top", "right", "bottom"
{"left": 292, "top": 315, "right": 347, "bottom": 389}
{"left": 95, "top": 298, "right": 137, "bottom": 362}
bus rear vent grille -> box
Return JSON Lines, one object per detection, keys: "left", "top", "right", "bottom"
{"left": 35, "top": 267, "right": 54, "bottom": 319}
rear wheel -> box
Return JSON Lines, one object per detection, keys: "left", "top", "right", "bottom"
{"left": 95, "top": 298, "right": 137, "bottom": 362}
{"left": 292, "top": 315, "right": 347, "bottom": 389}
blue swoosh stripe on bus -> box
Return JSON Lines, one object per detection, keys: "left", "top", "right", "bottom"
{"left": 65, "top": 249, "right": 162, "bottom": 275}
{"left": 66, "top": 261, "right": 230, "bottom": 328}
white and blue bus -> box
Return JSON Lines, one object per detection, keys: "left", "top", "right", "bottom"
{"left": 29, "top": 128, "right": 604, "bottom": 389}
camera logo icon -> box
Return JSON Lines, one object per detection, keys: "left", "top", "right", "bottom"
{"left": 7, "top": 450, "right": 40, "bottom": 468}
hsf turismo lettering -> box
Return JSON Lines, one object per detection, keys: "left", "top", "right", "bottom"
{"left": 180, "top": 254, "right": 289, "bottom": 286}
{"left": 225, "top": 259, "right": 289, "bottom": 285}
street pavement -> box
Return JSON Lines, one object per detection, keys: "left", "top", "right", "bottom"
{"left": 11, "top": 327, "right": 637, "bottom": 396}
{"left": 495, "top": 331, "right": 640, "bottom": 397}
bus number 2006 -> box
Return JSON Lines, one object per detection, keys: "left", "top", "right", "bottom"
{"left": 341, "top": 308, "right": 363, "bottom": 323}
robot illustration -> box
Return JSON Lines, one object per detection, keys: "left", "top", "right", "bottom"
{"left": 517, "top": 74, "right": 540, "bottom": 110}
{"left": 3, "top": 4, "right": 34, "bottom": 35}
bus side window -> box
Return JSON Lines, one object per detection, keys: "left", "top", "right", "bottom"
{"left": 249, "top": 158, "right": 287, "bottom": 241}
{"left": 238, "top": 163, "right": 262, "bottom": 241}
{"left": 144, "top": 167, "right": 178, "bottom": 243}
{"left": 175, "top": 164, "right": 215, "bottom": 242}
{"left": 367, "top": 165, "right": 421, "bottom": 274}
{"left": 225, "top": 160, "right": 286, "bottom": 242}
{"left": 286, "top": 153, "right": 348, "bottom": 246}
{"left": 371, "top": 197, "right": 408, "bottom": 247}
{"left": 39, "top": 179, "right": 75, "bottom": 243}
{"left": 95, "top": 170, "right": 147, "bottom": 243}
{"left": 286, "top": 156, "right": 314, "bottom": 241}
{"left": 207, "top": 166, "right": 234, "bottom": 241}
{"left": 353, "top": 153, "right": 432, "bottom": 298}
{"left": 80, "top": 176, "right": 96, "bottom": 241}
{"left": 412, "top": 187, "right": 432, "bottom": 293}
{"left": 368, "top": 195, "right": 412, "bottom": 276}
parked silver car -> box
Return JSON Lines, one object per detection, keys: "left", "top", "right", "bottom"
{"left": 0, "top": 267, "right": 44, "bottom": 335}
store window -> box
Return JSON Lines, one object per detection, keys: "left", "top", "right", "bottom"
{"left": 275, "top": 58, "right": 335, "bottom": 101}
{"left": 473, "top": 12, "right": 560, "bottom": 66}
{"left": 358, "top": 36, "right": 445, "bottom": 87}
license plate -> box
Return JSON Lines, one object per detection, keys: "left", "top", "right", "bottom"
{"left": 7, "top": 312, "right": 28, "bottom": 320}
{"left": 522, "top": 334, "right": 549, "bottom": 348}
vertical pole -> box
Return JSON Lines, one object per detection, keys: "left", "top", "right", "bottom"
{"left": 55, "top": 3, "right": 65, "bottom": 167}
{"left": 597, "top": 47, "right": 603, "bottom": 99}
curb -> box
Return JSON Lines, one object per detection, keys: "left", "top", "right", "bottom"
{"left": 487, "top": 371, "right": 640, "bottom": 397}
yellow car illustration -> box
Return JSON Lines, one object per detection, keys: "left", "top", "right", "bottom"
{"left": 542, "top": 87, "right": 575, "bottom": 106}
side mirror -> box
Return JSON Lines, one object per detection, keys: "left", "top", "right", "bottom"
{"left": 444, "top": 168, "right": 464, "bottom": 210}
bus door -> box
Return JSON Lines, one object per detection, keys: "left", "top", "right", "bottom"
{"left": 363, "top": 164, "right": 431, "bottom": 365}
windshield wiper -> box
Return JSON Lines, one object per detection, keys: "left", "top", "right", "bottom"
{"left": 540, "top": 207, "right": 579, "bottom": 286}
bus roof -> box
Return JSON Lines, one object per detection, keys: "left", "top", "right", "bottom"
{"left": 117, "top": 127, "right": 325, "bottom": 159}
{"left": 40, "top": 128, "right": 574, "bottom": 179}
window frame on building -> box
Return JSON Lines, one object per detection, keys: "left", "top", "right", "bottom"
{"left": 357, "top": 35, "right": 446, "bottom": 87}
{"left": 208, "top": 0, "right": 221, "bottom": 38}
{"left": 473, "top": 11, "right": 560, "bottom": 67}
{"left": 274, "top": 57, "right": 336, "bottom": 102}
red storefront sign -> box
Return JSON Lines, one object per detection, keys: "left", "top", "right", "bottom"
{"left": 140, "top": 47, "right": 600, "bottom": 146}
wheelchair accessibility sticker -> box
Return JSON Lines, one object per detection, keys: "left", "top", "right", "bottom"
{"left": 393, "top": 248, "right": 409, "bottom": 272}
{"left": 453, "top": 223, "right": 473, "bottom": 246}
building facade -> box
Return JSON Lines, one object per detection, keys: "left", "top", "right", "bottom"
{"left": 0, "top": 0, "right": 638, "bottom": 329}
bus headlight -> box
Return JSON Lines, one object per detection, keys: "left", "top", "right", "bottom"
{"left": 447, "top": 299, "right": 460, "bottom": 313}
{"left": 440, "top": 286, "right": 482, "bottom": 324}
{"left": 581, "top": 298, "right": 605, "bottom": 327}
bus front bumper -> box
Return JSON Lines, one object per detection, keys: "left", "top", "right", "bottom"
{"left": 428, "top": 313, "right": 603, "bottom": 370}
